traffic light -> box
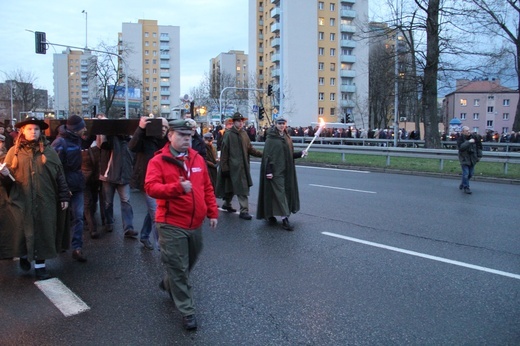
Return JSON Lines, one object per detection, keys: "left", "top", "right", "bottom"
{"left": 258, "top": 106, "right": 265, "bottom": 120}
{"left": 267, "top": 84, "right": 273, "bottom": 96}
{"left": 92, "top": 105, "right": 97, "bottom": 116}
{"left": 35, "top": 31, "right": 47, "bottom": 54}
{"left": 345, "top": 113, "right": 351, "bottom": 123}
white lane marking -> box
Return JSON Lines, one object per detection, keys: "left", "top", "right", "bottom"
{"left": 34, "top": 278, "right": 90, "bottom": 317}
{"left": 297, "top": 165, "right": 370, "bottom": 173}
{"left": 322, "top": 232, "right": 520, "bottom": 281}
{"left": 310, "top": 183, "right": 376, "bottom": 194}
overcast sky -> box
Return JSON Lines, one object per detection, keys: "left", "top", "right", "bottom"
{"left": 0, "top": 0, "right": 385, "bottom": 98}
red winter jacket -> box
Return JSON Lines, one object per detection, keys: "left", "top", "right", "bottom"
{"left": 145, "top": 144, "right": 218, "bottom": 230}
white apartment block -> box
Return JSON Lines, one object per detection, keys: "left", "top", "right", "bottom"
{"left": 121, "top": 19, "right": 180, "bottom": 118}
{"left": 249, "top": 0, "right": 369, "bottom": 127}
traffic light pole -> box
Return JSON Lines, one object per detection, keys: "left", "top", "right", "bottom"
{"left": 38, "top": 39, "right": 129, "bottom": 119}
{"left": 218, "top": 86, "right": 265, "bottom": 122}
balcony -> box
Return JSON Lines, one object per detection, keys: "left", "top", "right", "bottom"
{"left": 340, "top": 55, "right": 356, "bottom": 63}
{"left": 271, "top": 22, "right": 280, "bottom": 33}
{"left": 340, "top": 85, "right": 356, "bottom": 93}
{"left": 160, "top": 63, "right": 170, "bottom": 69}
{"left": 258, "top": 47, "right": 264, "bottom": 53}
{"left": 271, "top": 68, "right": 280, "bottom": 77}
{"left": 340, "top": 24, "right": 356, "bottom": 33}
{"left": 258, "top": 61, "right": 264, "bottom": 67}
{"left": 160, "top": 72, "right": 170, "bottom": 78}
{"left": 341, "top": 0, "right": 356, "bottom": 4}
{"left": 340, "top": 40, "right": 356, "bottom": 48}
{"left": 340, "top": 100, "right": 356, "bottom": 107}
{"left": 160, "top": 81, "right": 170, "bottom": 87}
{"left": 258, "top": 34, "right": 264, "bottom": 40}
{"left": 340, "top": 69, "right": 356, "bottom": 78}
{"left": 271, "top": 37, "right": 280, "bottom": 48}
{"left": 159, "top": 36, "right": 169, "bottom": 42}
{"left": 160, "top": 54, "right": 170, "bottom": 59}
{"left": 160, "top": 106, "right": 170, "bottom": 114}
{"left": 160, "top": 90, "right": 170, "bottom": 96}
{"left": 340, "top": 9, "right": 357, "bottom": 18}
{"left": 271, "top": 53, "right": 280, "bottom": 63}
{"left": 271, "top": 7, "right": 280, "bottom": 18}
{"left": 160, "top": 99, "right": 170, "bottom": 105}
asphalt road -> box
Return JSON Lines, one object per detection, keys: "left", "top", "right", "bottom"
{"left": 1, "top": 162, "right": 519, "bottom": 345}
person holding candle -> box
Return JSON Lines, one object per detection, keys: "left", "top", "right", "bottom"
{"left": 256, "top": 117, "right": 307, "bottom": 231}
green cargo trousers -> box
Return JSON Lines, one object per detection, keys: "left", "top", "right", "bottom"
{"left": 157, "top": 223, "right": 203, "bottom": 316}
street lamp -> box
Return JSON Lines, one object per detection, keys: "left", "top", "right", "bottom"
{"left": 81, "top": 10, "right": 88, "bottom": 48}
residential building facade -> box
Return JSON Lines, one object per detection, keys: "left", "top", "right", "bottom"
{"left": 209, "top": 50, "right": 249, "bottom": 119}
{"left": 53, "top": 49, "right": 97, "bottom": 118}
{"left": 120, "top": 19, "right": 180, "bottom": 118}
{"left": 443, "top": 79, "right": 518, "bottom": 136}
{"left": 249, "top": 0, "right": 369, "bottom": 127}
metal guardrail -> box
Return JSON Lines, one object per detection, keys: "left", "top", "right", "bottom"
{"left": 252, "top": 139, "right": 520, "bottom": 175}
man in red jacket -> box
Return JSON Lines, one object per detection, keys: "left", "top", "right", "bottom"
{"left": 145, "top": 119, "right": 218, "bottom": 331}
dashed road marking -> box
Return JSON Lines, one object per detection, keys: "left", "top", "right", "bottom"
{"left": 322, "top": 232, "right": 520, "bottom": 280}
{"left": 34, "top": 278, "right": 90, "bottom": 317}
{"left": 310, "top": 183, "right": 376, "bottom": 194}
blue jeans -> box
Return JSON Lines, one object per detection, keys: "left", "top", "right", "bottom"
{"left": 460, "top": 164, "right": 474, "bottom": 188}
{"left": 140, "top": 194, "right": 158, "bottom": 245}
{"left": 70, "top": 190, "right": 85, "bottom": 250}
{"left": 103, "top": 182, "right": 134, "bottom": 231}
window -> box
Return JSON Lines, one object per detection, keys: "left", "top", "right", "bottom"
{"left": 153, "top": 51, "right": 157, "bottom": 56}
{"left": 330, "top": 48, "right": 336, "bottom": 56}
{"left": 330, "top": 18, "right": 335, "bottom": 26}
{"left": 330, "top": 3, "right": 335, "bottom": 11}
{"left": 145, "top": 50, "right": 149, "bottom": 55}
{"left": 473, "top": 113, "right": 479, "bottom": 120}
{"left": 152, "top": 59, "right": 157, "bottom": 64}
{"left": 145, "top": 78, "right": 149, "bottom": 83}
{"left": 487, "top": 106, "right": 494, "bottom": 113}
{"left": 503, "top": 113, "right": 509, "bottom": 120}
{"left": 503, "top": 99, "right": 510, "bottom": 106}
{"left": 318, "top": 62, "right": 324, "bottom": 70}
{"left": 319, "top": 47, "right": 324, "bottom": 55}
{"left": 318, "top": 107, "right": 324, "bottom": 115}
{"left": 460, "top": 113, "right": 466, "bottom": 120}
{"left": 486, "top": 120, "right": 493, "bottom": 127}
{"left": 319, "top": 32, "right": 324, "bottom": 40}
{"left": 145, "top": 41, "right": 149, "bottom": 47}
{"left": 330, "top": 78, "right": 335, "bottom": 86}
{"left": 153, "top": 78, "right": 157, "bottom": 83}
{"left": 318, "top": 1, "right": 324, "bottom": 10}
{"left": 144, "top": 32, "right": 149, "bottom": 37}
{"left": 319, "top": 92, "right": 324, "bottom": 101}
{"left": 145, "top": 69, "right": 149, "bottom": 74}
{"left": 153, "top": 68, "right": 157, "bottom": 74}
{"left": 330, "top": 63, "right": 336, "bottom": 71}
{"left": 145, "top": 59, "right": 149, "bottom": 65}
{"left": 488, "top": 95, "right": 494, "bottom": 101}
{"left": 460, "top": 99, "right": 467, "bottom": 106}
{"left": 319, "top": 17, "right": 324, "bottom": 25}
{"left": 474, "top": 99, "right": 479, "bottom": 106}
{"left": 473, "top": 127, "right": 480, "bottom": 133}
{"left": 319, "top": 77, "right": 324, "bottom": 85}
{"left": 330, "top": 93, "right": 335, "bottom": 101}
{"left": 330, "top": 108, "right": 335, "bottom": 116}
{"left": 330, "top": 33, "right": 335, "bottom": 41}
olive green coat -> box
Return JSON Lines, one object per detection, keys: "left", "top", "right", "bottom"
{"left": 256, "top": 127, "right": 302, "bottom": 220}
{"left": 216, "top": 126, "right": 262, "bottom": 197}
{"left": 0, "top": 139, "right": 70, "bottom": 261}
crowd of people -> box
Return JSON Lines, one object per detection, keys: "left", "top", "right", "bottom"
{"left": 0, "top": 112, "right": 310, "bottom": 331}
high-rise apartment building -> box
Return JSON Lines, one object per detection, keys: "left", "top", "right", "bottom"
{"left": 53, "top": 49, "right": 97, "bottom": 118}
{"left": 120, "top": 19, "right": 180, "bottom": 118}
{"left": 209, "top": 50, "right": 249, "bottom": 118}
{"left": 249, "top": 0, "right": 369, "bottom": 127}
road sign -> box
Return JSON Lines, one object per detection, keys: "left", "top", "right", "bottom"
{"left": 272, "top": 108, "right": 278, "bottom": 114}
{"left": 252, "top": 105, "right": 259, "bottom": 112}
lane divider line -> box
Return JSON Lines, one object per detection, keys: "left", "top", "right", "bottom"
{"left": 322, "top": 232, "right": 520, "bottom": 280}
{"left": 310, "top": 184, "right": 376, "bottom": 194}
{"left": 34, "top": 278, "right": 90, "bottom": 317}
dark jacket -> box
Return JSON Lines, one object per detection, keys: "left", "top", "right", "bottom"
{"left": 457, "top": 133, "right": 483, "bottom": 166}
{"left": 98, "top": 135, "right": 133, "bottom": 185}
{"left": 128, "top": 126, "right": 167, "bottom": 191}
{"left": 216, "top": 126, "right": 262, "bottom": 197}
{"left": 256, "top": 127, "right": 302, "bottom": 220}
{"left": 51, "top": 125, "right": 84, "bottom": 192}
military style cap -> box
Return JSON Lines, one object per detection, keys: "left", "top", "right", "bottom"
{"left": 275, "top": 116, "right": 287, "bottom": 123}
{"left": 168, "top": 119, "right": 194, "bottom": 134}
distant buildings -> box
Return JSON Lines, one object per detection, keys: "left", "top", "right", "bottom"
{"left": 443, "top": 79, "right": 518, "bottom": 135}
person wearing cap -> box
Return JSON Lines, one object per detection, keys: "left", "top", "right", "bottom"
{"left": 203, "top": 132, "right": 218, "bottom": 190}
{"left": 51, "top": 115, "right": 89, "bottom": 262}
{"left": 128, "top": 116, "right": 169, "bottom": 250}
{"left": 145, "top": 119, "right": 218, "bottom": 330}
{"left": 256, "top": 117, "right": 307, "bottom": 231}
{"left": 216, "top": 112, "right": 262, "bottom": 220}
{"left": 0, "top": 117, "right": 70, "bottom": 280}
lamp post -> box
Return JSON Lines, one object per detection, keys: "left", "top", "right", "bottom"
{"left": 81, "top": 10, "right": 88, "bottom": 48}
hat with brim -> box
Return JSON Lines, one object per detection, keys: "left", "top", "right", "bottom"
{"left": 15, "top": 116, "right": 49, "bottom": 130}
{"left": 168, "top": 119, "right": 194, "bottom": 135}
{"left": 275, "top": 117, "right": 287, "bottom": 123}
{"left": 231, "top": 112, "right": 247, "bottom": 121}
